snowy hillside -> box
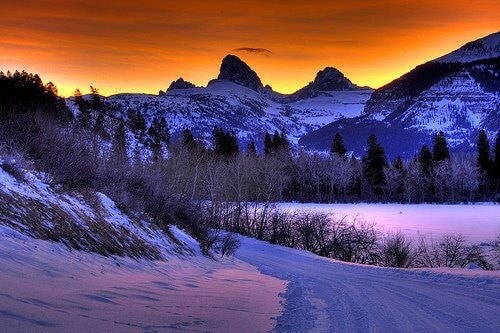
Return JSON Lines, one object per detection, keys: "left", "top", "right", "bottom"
{"left": 300, "top": 32, "right": 499, "bottom": 157}
{"left": 0, "top": 158, "right": 193, "bottom": 258}
{"left": 434, "top": 31, "right": 500, "bottom": 63}
{"left": 68, "top": 55, "right": 372, "bottom": 148}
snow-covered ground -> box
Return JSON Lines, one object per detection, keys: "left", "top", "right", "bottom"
{"left": 236, "top": 236, "right": 500, "bottom": 332}
{"left": 1, "top": 225, "right": 499, "bottom": 332}
{"left": 277, "top": 203, "right": 500, "bottom": 243}
{"left": 0, "top": 226, "right": 285, "bottom": 332}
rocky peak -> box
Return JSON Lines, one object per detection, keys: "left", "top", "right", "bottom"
{"left": 311, "top": 67, "right": 357, "bottom": 92}
{"left": 211, "top": 55, "right": 264, "bottom": 91}
{"left": 167, "top": 78, "right": 196, "bottom": 91}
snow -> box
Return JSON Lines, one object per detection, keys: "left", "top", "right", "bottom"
{"left": 277, "top": 203, "right": 500, "bottom": 243}
{"left": 434, "top": 32, "right": 500, "bottom": 63}
{"left": 236, "top": 236, "right": 500, "bottom": 332}
{"left": 0, "top": 226, "right": 285, "bottom": 332}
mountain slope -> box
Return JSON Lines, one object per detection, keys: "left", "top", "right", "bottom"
{"left": 434, "top": 31, "right": 500, "bottom": 63}
{"left": 300, "top": 33, "right": 500, "bottom": 158}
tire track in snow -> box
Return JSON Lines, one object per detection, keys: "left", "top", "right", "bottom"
{"left": 236, "top": 237, "right": 500, "bottom": 332}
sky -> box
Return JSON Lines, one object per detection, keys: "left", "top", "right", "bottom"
{"left": 1, "top": 1, "right": 498, "bottom": 97}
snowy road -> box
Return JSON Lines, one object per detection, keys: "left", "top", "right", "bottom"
{"left": 236, "top": 237, "right": 500, "bottom": 333}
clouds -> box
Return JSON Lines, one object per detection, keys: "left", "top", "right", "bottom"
{"left": 232, "top": 48, "right": 272, "bottom": 57}
{"left": 0, "top": 0, "right": 498, "bottom": 96}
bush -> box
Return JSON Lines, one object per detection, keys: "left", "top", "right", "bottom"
{"left": 381, "top": 232, "right": 418, "bottom": 268}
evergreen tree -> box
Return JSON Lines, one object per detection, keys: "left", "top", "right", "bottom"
{"left": 418, "top": 145, "right": 434, "bottom": 176}
{"left": 246, "top": 141, "right": 257, "bottom": 157}
{"left": 182, "top": 128, "right": 196, "bottom": 150}
{"left": 432, "top": 131, "right": 450, "bottom": 162}
{"left": 264, "top": 132, "right": 273, "bottom": 155}
{"left": 112, "top": 120, "right": 127, "bottom": 163}
{"left": 330, "top": 133, "right": 347, "bottom": 158}
{"left": 89, "top": 85, "right": 103, "bottom": 109}
{"left": 93, "top": 111, "right": 109, "bottom": 139}
{"left": 147, "top": 117, "right": 170, "bottom": 160}
{"left": 362, "top": 134, "right": 387, "bottom": 195}
{"left": 126, "top": 108, "right": 146, "bottom": 136}
{"left": 494, "top": 132, "right": 500, "bottom": 182}
{"left": 393, "top": 155, "right": 406, "bottom": 199}
{"left": 477, "top": 130, "right": 491, "bottom": 175}
{"left": 212, "top": 127, "right": 239, "bottom": 158}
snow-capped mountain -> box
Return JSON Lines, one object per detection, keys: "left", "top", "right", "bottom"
{"left": 300, "top": 32, "right": 500, "bottom": 158}
{"left": 72, "top": 55, "right": 372, "bottom": 148}
{"left": 434, "top": 31, "right": 500, "bottom": 63}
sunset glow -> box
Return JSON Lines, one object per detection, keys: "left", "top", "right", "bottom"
{"left": 1, "top": 0, "right": 498, "bottom": 96}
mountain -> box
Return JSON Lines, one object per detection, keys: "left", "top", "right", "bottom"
{"left": 299, "top": 32, "right": 500, "bottom": 158}
{"left": 434, "top": 31, "right": 500, "bottom": 63}
{"left": 208, "top": 54, "right": 264, "bottom": 92}
{"left": 69, "top": 55, "right": 372, "bottom": 149}
{"left": 286, "top": 67, "right": 366, "bottom": 102}
{"left": 166, "top": 77, "right": 197, "bottom": 91}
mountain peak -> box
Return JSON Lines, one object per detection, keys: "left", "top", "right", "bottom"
{"left": 434, "top": 31, "right": 500, "bottom": 63}
{"left": 312, "top": 67, "right": 357, "bottom": 91}
{"left": 167, "top": 78, "right": 196, "bottom": 91}
{"left": 211, "top": 54, "right": 264, "bottom": 91}
{"left": 286, "top": 67, "right": 363, "bottom": 101}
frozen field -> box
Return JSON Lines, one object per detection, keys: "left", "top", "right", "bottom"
{"left": 278, "top": 203, "right": 500, "bottom": 243}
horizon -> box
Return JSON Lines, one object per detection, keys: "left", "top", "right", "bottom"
{"left": 1, "top": 1, "right": 499, "bottom": 97}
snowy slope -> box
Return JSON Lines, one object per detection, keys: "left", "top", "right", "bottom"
{"left": 68, "top": 55, "right": 372, "bottom": 148}
{"left": 300, "top": 32, "right": 499, "bottom": 157}
{"left": 434, "top": 31, "right": 500, "bottom": 63}
{"left": 101, "top": 81, "right": 371, "bottom": 146}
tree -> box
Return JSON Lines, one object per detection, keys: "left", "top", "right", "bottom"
{"left": 93, "top": 110, "right": 109, "bottom": 139}
{"left": 246, "top": 141, "right": 257, "bottom": 157}
{"left": 126, "top": 108, "right": 146, "bottom": 136}
{"left": 477, "top": 130, "right": 491, "bottom": 174}
{"left": 147, "top": 117, "right": 170, "bottom": 160}
{"left": 112, "top": 120, "right": 127, "bottom": 163}
{"left": 182, "top": 128, "right": 197, "bottom": 150}
{"left": 418, "top": 145, "right": 434, "bottom": 176}
{"left": 212, "top": 127, "right": 239, "bottom": 158}
{"left": 418, "top": 145, "right": 434, "bottom": 201}
{"left": 330, "top": 133, "right": 347, "bottom": 158}
{"left": 362, "top": 134, "right": 387, "bottom": 195}
{"left": 264, "top": 132, "right": 273, "bottom": 155}
{"left": 89, "top": 85, "right": 103, "bottom": 109}
{"left": 432, "top": 131, "right": 450, "bottom": 162}
{"left": 75, "top": 88, "right": 92, "bottom": 129}
{"left": 494, "top": 132, "right": 500, "bottom": 190}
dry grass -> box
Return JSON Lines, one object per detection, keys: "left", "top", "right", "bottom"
{"left": 0, "top": 191, "right": 161, "bottom": 259}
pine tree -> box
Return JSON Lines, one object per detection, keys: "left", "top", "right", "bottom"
{"left": 89, "top": 85, "right": 102, "bottom": 109}
{"left": 126, "top": 108, "right": 146, "bottom": 136}
{"left": 93, "top": 111, "right": 109, "bottom": 139}
{"left": 432, "top": 131, "right": 450, "bottom": 162}
{"left": 264, "top": 132, "right": 273, "bottom": 155}
{"left": 330, "top": 133, "right": 347, "bottom": 158}
{"left": 477, "top": 130, "right": 491, "bottom": 175}
{"left": 362, "top": 134, "right": 387, "bottom": 195}
{"left": 74, "top": 89, "right": 92, "bottom": 129}
{"left": 246, "top": 141, "right": 257, "bottom": 157}
{"left": 147, "top": 117, "right": 170, "bottom": 160}
{"left": 213, "top": 127, "right": 239, "bottom": 158}
{"left": 494, "top": 132, "right": 500, "bottom": 182}
{"left": 112, "top": 120, "right": 127, "bottom": 163}
{"left": 182, "top": 128, "right": 196, "bottom": 150}
{"left": 418, "top": 144, "right": 434, "bottom": 176}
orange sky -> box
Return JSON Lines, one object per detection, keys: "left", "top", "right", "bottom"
{"left": 1, "top": 0, "right": 498, "bottom": 97}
